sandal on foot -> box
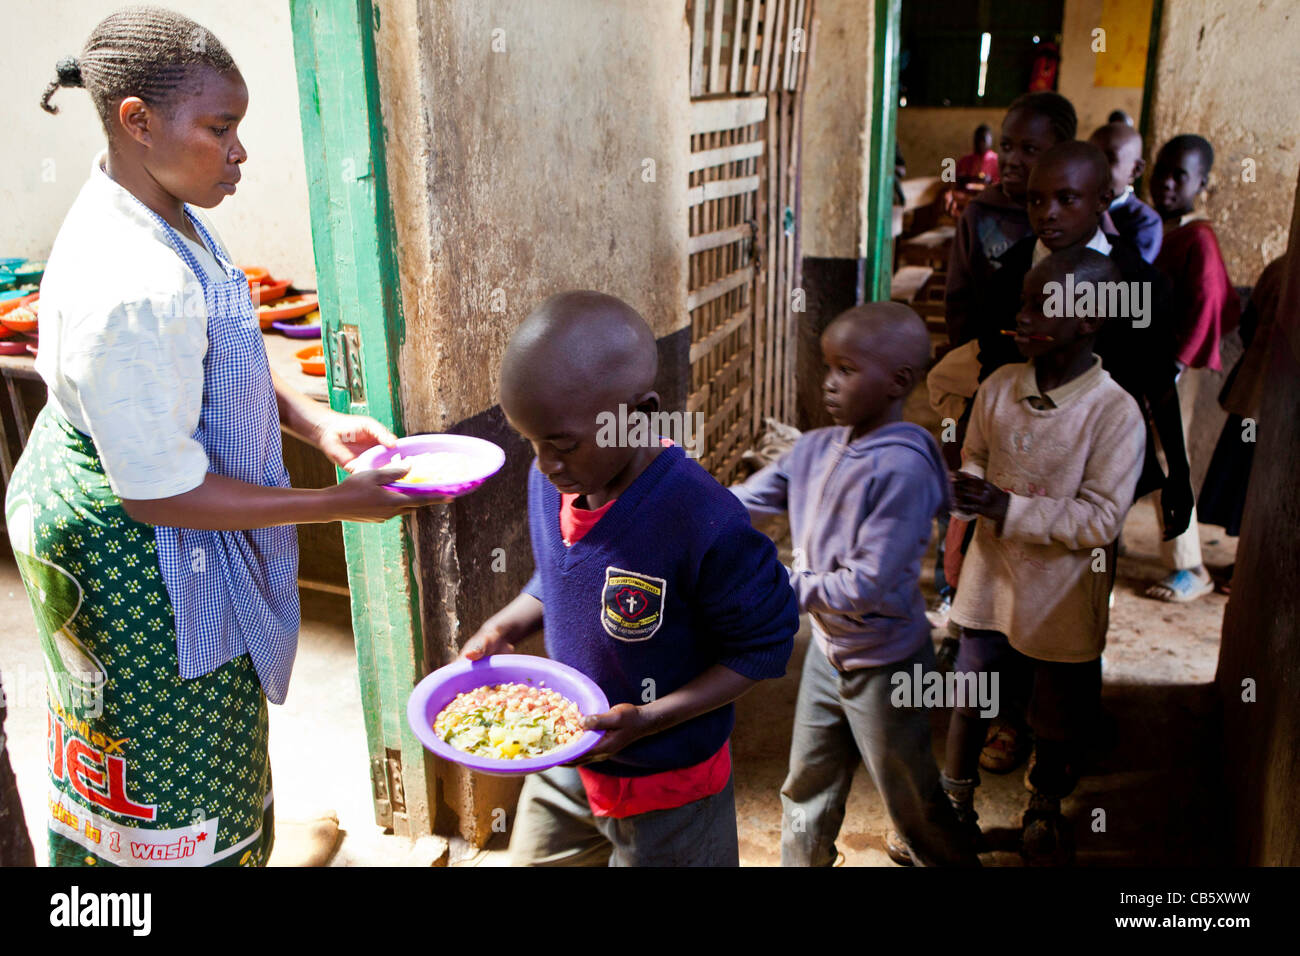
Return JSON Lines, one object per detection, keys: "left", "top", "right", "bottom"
{"left": 980, "top": 720, "right": 1028, "bottom": 774}
{"left": 1144, "top": 569, "right": 1213, "bottom": 603}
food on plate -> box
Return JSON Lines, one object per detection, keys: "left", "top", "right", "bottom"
{"left": 434, "top": 682, "right": 585, "bottom": 759}
{"left": 295, "top": 343, "right": 326, "bottom": 375}
{"left": 388, "top": 450, "right": 483, "bottom": 486}
{"left": 1, "top": 306, "right": 37, "bottom": 333}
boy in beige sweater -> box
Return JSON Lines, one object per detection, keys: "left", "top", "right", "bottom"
{"left": 941, "top": 247, "right": 1145, "bottom": 865}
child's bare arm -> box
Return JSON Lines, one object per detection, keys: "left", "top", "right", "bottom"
{"left": 459, "top": 591, "right": 544, "bottom": 660}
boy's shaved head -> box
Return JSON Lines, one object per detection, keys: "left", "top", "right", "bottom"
{"left": 1090, "top": 121, "right": 1142, "bottom": 156}
{"left": 821, "top": 302, "right": 930, "bottom": 438}
{"left": 1089, "top": 122, "right": 1147, "bottom": 197}
{"left": 501, "top": 290, "right": 657, "bottom": 410}
{"left": 500, "top": 291, "right": 664, "bottom": 501}
{"left": 1031, "top": 140, "right": 1112, "bottom": 198}
{"left": 826, "top": 301, "right": 931, "bottom": 372}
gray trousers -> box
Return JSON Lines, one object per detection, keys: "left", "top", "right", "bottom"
{"left": 781, "top": 639, "right": 978, "bottom": 866}
{"left": 508, "top": 764, "right": 740, "bottom": 867}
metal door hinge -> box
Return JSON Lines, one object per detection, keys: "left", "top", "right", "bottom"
{"left": 329, "top": 324, "right": 366, "bottom": 405}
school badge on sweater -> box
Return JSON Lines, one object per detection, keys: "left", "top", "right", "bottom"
{"left": 601, "top": 567, "right": 666, "bottom": 641}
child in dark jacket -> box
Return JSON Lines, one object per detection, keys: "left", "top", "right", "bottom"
{"left": 945, "top": 91, "right": 1077, "bottom": 347}
{"left": 463, "top": 291, "right": 797, "bottom": 867}
{"left": 1089, "top": 121, "right": 1163, "bottom": 263}
{"left": 733, "top": 303, "right": 979, "bottom": 868}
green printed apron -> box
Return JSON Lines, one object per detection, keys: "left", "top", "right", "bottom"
{"left": 5, "top": 407, "right": 273, "bottom": 867}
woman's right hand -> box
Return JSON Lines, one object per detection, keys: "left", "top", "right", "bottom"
{"left": 327, "top": 466, "right": 448, "bottom": 522}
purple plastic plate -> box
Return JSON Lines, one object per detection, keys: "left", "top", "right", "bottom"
{"left": 350, "top": 433, "right": 505, "bottom": 497}
{"left": 407, "top": 654, "right": 608, "bottom": 776}
{"left": 272, "top": 319, "right": 321, "bottom": 338}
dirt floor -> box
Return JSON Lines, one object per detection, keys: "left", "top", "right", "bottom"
{"left": 0, "top": 482, "right": 1235, "bottom": 866}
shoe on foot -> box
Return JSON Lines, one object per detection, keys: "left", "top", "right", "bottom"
{"left": 980, "top": 720, "right": 1029, "bottom": 773}
{"left": 1020, "top": 794, "right": 1074, "bottom": 866}
{"left": 1144, "top": 568, "right": 1214, "bottom": 603}
{"left": 884, "top": 829, "right": 914, "bottom": 866}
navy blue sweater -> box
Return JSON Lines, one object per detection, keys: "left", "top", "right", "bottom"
{"left": 523, "top": 445, "right": 797, "bottom": 776}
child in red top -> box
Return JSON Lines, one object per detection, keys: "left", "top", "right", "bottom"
{"left": 1144, "top": 134, "right": 1241, "bottom": 603}
{"left": 1150, "top": 134, "right": 1241, "bottom": 372}
{"left": 955, "top": 124, "right": 1000, "bottom": 185}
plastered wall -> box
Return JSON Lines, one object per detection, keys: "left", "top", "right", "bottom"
{"left": 1146, "top": 0, "right": 1300, "bottom": 284}
{"left": 896, "top": 0, "right": 1145, "bottom": 188}
{"left": 371, "top": 0, "right": 691, "bottom": 844}
{"left": 800, "top": 0, "right": 874, "bottom": 259}
{"left": 896, "top": 107, "right": 1007, "bottom": 184}
{"left": 1058, "top": 0, "right": 1146, "bottom": 140}
{"left": 0, "top": 0, "right": 317, "bottom": 285}
{"left": 379, "top": 0, "right": 690, "bottom": 432}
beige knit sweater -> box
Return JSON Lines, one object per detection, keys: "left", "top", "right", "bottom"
{"left": 951, "top": 357, "right": 1145, "bottom": 662}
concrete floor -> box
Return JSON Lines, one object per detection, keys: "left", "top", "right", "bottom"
{"left": 0, "top": 485, "right": 1234, "bottom": 866}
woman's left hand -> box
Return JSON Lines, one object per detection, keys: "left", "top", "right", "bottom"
{"left": 314, "top": 411, "right": 399, "bottom": 472}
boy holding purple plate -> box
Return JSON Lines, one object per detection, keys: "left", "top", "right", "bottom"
{"left": 460, "top": 290, "right": 798, "bottom": 866}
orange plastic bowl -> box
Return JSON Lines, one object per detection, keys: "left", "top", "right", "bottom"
{"left": 296, "top": 343, "right": 326, "bottom": 376}
{"left": 258, "top": 294, "right": 318, "bottom": 324}
{"left": 242, "top": 266, "right": 271, "bottom": 285}
{"left": 252, "top": 279, "right": 291, "bottom": 306}
{"left": 1, "top": 307, "right": 37, "bottom": 334}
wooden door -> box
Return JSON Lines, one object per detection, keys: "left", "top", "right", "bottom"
{"left": 687, "top": 0, "right": 815, "bottom": 483}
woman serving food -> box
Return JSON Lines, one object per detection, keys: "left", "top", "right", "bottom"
{"left": 8, "top": 7, "right": 434, "bottom": 867}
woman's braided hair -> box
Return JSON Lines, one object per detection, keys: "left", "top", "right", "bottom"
{"left": 41, "top": 6, "right": 236, "bottom": 129}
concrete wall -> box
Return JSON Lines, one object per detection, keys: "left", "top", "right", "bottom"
{"left": 801, "top": 0, "right": 873, "bottom": 260}
{"left": 1146, "top": 0, "right": 1300, "bottom": 285}
{"left": 896, "top": 0, "right": 1148, "bottom": 184}
{"left": 0, "top": 0, "right": 316, "bottom": 285}
{"left": 896, "top": 107, "right": 1006, "bottom": 183}
{"left": 1058, "top": 0, "right": 1146, "bottom": 140}
{"left": 372, "top": 0, "right": 690, "bottom": 844}
{"left": 1216, "top": 166, "right": 1300, "bottom": 866}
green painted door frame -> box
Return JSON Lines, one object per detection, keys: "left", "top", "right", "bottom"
{"left": 863, "top": 0, "right": 902, "bottom": 303}
{"left": 289, "top": 0, "right": 434, "bottom": 839}
{"left": 1137, "top": 0, "right": 1164, "bottom": 143}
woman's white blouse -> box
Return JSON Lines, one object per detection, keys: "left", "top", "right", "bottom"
{"left": 36, "top": 155, "right": 231, "bottom": 500}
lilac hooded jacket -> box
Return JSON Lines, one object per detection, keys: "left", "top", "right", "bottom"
{"left": 732, "top": 422, "right": 949, "bottom": 671}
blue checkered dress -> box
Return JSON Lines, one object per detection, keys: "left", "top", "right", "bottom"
{"left": 143, "top": 207, "right": 300, "bottom": 705}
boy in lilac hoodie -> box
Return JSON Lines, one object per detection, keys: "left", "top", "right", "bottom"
{"left": 733, "top": 303, "right": 978, "bottom": 867}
